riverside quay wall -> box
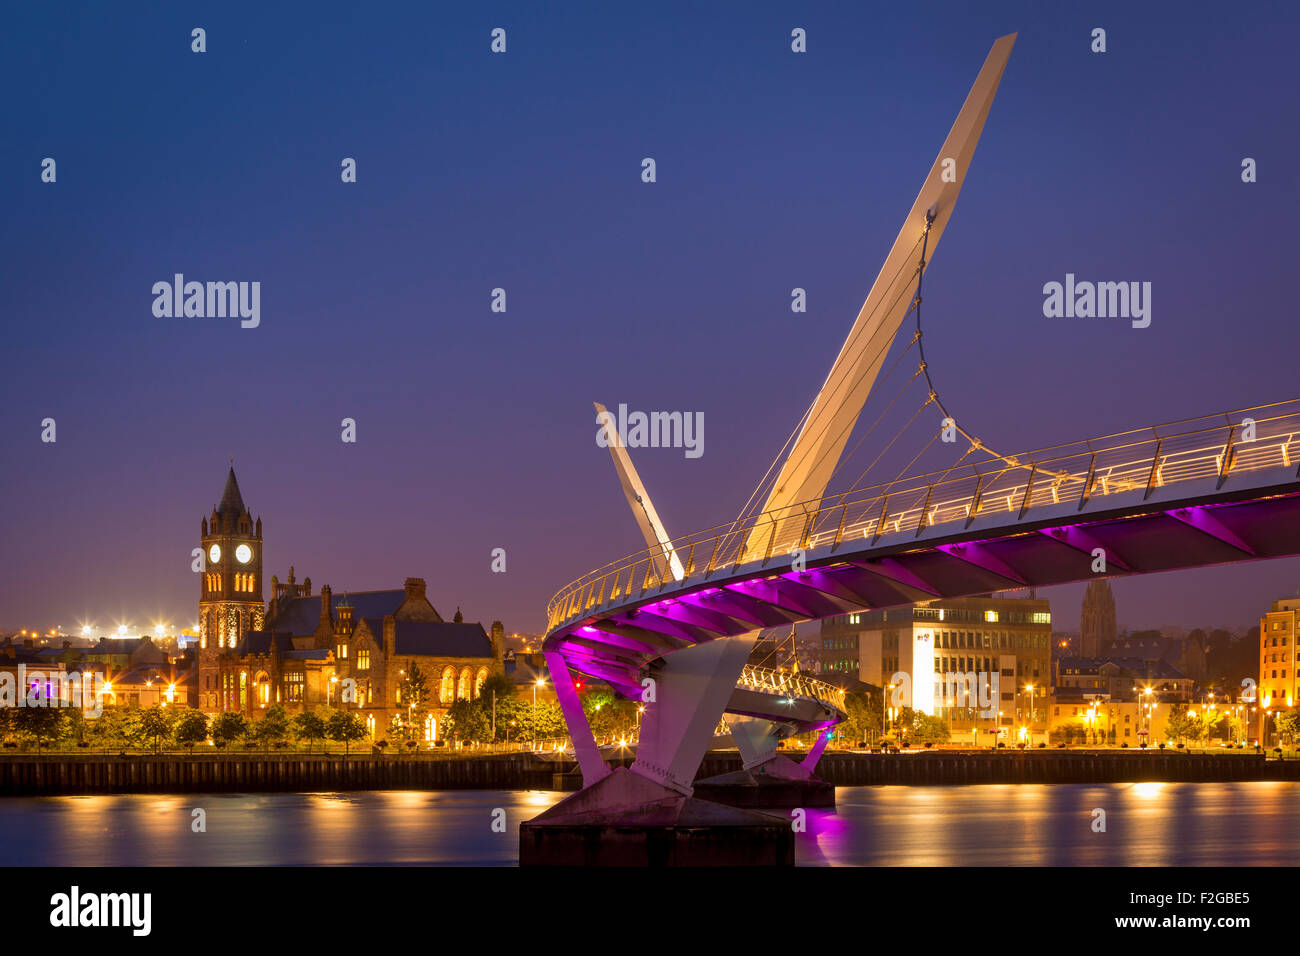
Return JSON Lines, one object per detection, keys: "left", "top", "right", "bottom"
{"left": 0, "top": 750, "right": 1296, "bottom": 796}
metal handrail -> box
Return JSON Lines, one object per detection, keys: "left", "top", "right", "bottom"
{"left": 737, "top": 664, "right": 847, "bottom": 715}
{"left": 547, "top": 400, "right": 1300, "bottom": 631}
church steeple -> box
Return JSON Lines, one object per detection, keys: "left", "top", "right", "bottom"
{"left": 218, "top": 467, "right": 246, "bottom": 523}
{"left": 199, "top": 465, "right": 265, "bottom": 695}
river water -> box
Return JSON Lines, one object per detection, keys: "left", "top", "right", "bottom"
{"left": 1, "top": 782, "right": 1296, "bottom": 866}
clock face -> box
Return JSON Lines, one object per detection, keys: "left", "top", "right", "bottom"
{"left": 208, "top": 544, "right": 221, "bottom": 564}
{"left": 236, "top": 544, "right": 253, "bottom": 564}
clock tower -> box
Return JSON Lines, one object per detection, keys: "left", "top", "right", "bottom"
{"left": 199, "top": 467, "right": 265, "bottom": 660}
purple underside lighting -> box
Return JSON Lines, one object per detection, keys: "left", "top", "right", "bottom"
{"left": 553, "top": 489, "right": 1300, "bottom": 649}
{"left": 569, "top": 626, "right": 658, "bottom": 656}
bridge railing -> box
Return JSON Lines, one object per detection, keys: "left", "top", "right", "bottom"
{"left": 547, "top": 399, "right": 1300, "bottom": 632}
{"left": 736, "top": 664, "right": 847, "bottom": 715}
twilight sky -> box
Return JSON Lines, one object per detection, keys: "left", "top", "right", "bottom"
{"left": 2, "top": 1, "right": 1298, "bottom": 638}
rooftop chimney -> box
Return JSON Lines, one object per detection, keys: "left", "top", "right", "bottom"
{"left": 404, "top": 577, "right": 426, "bottom": 602}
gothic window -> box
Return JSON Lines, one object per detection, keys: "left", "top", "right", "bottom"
{"left": 440, "top": 667, "right": 456, "bottom": 704}
{"left": 357, "top": 650, "right": 370, "bottom": 671}
{"left": 457, "top": 667, "right": 473, "bottom": 701}
{"left": 474, "top": 667, "right": 489, "bottom": 698}
{"left": 254, "top": 671, "right": 270, "bottom": 707}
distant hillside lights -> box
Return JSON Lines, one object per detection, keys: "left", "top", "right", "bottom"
{"left": 152, "top": 275, "right": 260, "bottom": 328}
{"left": 1042, "top": 274, "right": 1151, "bottom": 329}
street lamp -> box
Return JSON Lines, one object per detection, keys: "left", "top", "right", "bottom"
{"left": 1024, "top": 684, "right": 1035, "bottom": 747}
{"left": 533, "top": 678, "right": 546, "bottom": 748}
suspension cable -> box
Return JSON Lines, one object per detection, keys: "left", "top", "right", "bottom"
{"left": 909, "top": 209, "right": 1066, "bottom": 479}
{"left": 825, "top": 332, "right": 923, "bottom": 487}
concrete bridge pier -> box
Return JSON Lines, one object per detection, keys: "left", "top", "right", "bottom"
{"left": 520, "top": 635, "right": 794, "bottom": 866}
{"left": 695, "top": 718, "right": 836, "bottom": 809}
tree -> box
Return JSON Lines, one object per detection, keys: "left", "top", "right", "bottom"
{"left": 479, "top": 672, "right": 514, "bottom": 702}
{"left": 292, "top": 710, "right": 327, "bottom": 753}
{"left": 212, "top": 711, "right": 249, "bottom": 749}
{"left": 88, "top": 707, "right": 135, "bottom": 751}
{"left": 496, "top": 695, "right": 565, "bottom": 742}
{"left": 401, "top": 661, "right": 430, "bottom": 710}
{"left": 174, "top": 709, "right": 209, "bottom": 752}
{"left": 251, "top": 704, "right": 290, "bottom": 751}
{"left": 1197, "top": 709, "right": 1226, "bottom": 743}
{"left": 910, "top": 711, "right": 951, "bottom": 744}
{"left": 838, "top": 690, "right": 882, "bottom": 744}
{"left": 386, "top": 714, "right": 413, "bottom": 748}
{"left": 139, "top": 705, "right": 177, "bottom": 753}
{"left": 325, "top": 711, "right": 367, "bottom": 755}
{"left": 1272, "top": 709, "right": 1298, "bottom": 748}
{"left": 581, "top": 685, "right": 635, "bottom": 739}
{"left": 13, "top": 705, "right": 66, "bottom": 750}
{"left": 444, "top": 697, "right": 491, "bottom": 743}
{"left": 1164, "top": 710, "right": 1196, "bottom": 745}
{"left": 65, "top": 708, "right": 89, "bottom": 747}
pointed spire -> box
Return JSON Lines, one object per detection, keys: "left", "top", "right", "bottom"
{"left": 454, "top": 607, "right": 464, "bottom": 624}
{"left": 218, "top": 467, "right": 246, "bottom": 521}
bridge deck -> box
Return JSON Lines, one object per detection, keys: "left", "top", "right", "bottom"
{"left": 545, "top": 401, "right": 1300, "bottom": 696}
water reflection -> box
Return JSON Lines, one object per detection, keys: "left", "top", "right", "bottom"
{"left": 796, "top": 782, "right": 1300, "bottom": 866}
{"left": 0, "top": 783, "right": 1296, "bottom": 866}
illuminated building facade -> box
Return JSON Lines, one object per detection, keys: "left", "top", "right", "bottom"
{"left": 195, "top": 467, "right": 503, "bottom": 743}
{"left": 1050, "top": 657, "right": 1191, "bottom": 745}
{"left": 1258, "top": 598, "right": 1298, "bottom": 741}
{"left": 818, "top": 595, "right": 1052, "bottom": 739}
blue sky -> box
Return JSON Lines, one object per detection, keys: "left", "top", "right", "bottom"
{"left": 2, "top": 1, "right": 1298, "bottom": 636}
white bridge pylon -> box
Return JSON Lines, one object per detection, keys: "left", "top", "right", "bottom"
{"left": 743, "top": 32, "right": 1016, "bottom": 562}
{"left": 592, "top": 402, "right": 838, "bottom": 789}
{"left": 547, "top": 34, "right": 1020, "bottom": 796}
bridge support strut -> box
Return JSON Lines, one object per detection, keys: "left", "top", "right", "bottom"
{"left": 522, "top": 632, "right": 796, "bottom": 866}
{"left": 631, "top": 631, "right": 759, "bottom": 794}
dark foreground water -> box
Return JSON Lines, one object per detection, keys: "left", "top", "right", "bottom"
{"left": 1, "top": 782, "right": 1296, "bottom": 866}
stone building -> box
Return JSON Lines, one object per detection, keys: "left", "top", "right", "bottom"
{"left": 1258, "top": 598, "right": 1298, "bottom": 720}
{"left": 195, "top": 467, "right": 504, "bottom": 742}
{"left": 1080, "top": 579, "right": 1117, "bottom": 657}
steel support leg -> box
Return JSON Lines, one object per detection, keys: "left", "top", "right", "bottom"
{"left": 545, "top": 650, "right": 611, "bottom": 788}
{"left": 800, "top": 727, "right": 832, "bottom": 773}
{"left": 630, "top": 631, "right": 759, "bottom": 795}
{"left": 728, "top": 715, "right": 787, "bottom": 771}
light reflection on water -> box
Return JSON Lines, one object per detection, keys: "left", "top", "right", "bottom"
{"left": 798, "top": 782, "right": 1300, "bottom": 866}
{"left": 0, "top": 782, "right": 1295, "bottom": 866}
